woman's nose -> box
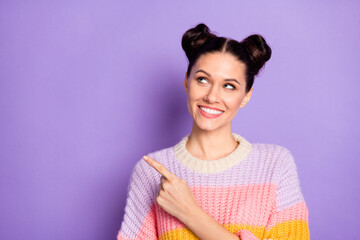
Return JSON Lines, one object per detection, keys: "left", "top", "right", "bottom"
{"left": 204, "top": 85, "right": 220, "bottom": 103}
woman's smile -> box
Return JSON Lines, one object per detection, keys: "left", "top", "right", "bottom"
{"left": 198, "top": 105, "right": 224, "bottom": 118}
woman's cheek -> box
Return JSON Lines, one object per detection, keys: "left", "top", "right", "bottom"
{"left": 186, "top": 97, "right": 195, "bottom": 119}
{"left": 225, "top": 95, "right": 243, "bottom": 109}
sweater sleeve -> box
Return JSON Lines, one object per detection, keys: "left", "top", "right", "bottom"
{"left": 262, "top": 148, "right": 310, "bottom": 240}
{"left": 116, "top": 157, "right": 159, "bottom": 240}
{"left": 235, "top": 148, "right": 309, "bottom": 240}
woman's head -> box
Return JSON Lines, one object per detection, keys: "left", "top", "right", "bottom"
{"left": 181, "top": 23, "right": 272, "bottom": 132}
{"left": 182, "top": 23, "right": 272, "bottom": 94}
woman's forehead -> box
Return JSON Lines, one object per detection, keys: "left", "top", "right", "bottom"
{"left": 192, "top": 52, "right": 246, "bottom": 80}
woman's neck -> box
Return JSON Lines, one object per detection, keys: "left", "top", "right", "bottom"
{"left": 186, "top": 123, "right": 239, "bottom": 160}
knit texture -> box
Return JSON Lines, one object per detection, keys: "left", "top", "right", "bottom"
{"left": 117, "top": 133, "right": 310, "bottom": 239}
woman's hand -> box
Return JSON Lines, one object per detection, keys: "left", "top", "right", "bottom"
{"left": 143, "top": 155, "right": 200, "bottom": 222}
{"left": 143, "top": 155, "right": 241, "bottom": 240}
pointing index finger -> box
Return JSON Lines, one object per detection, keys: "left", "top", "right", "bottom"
{"left": 143, "top": 155, "right": 177, "bottom": 181}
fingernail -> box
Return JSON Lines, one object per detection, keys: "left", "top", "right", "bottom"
{"left": 143, "top": 156, "right": 149, "bottom": 160}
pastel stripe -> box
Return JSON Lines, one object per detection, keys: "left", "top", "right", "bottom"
{"left": 154, "top": 144, "right": 295, "bottom": 187}
{"left": 191, "top": 184, "right": 277, "bottom": 225}
{"left": 263, "top": 220, "right": 310, "bottom": 239}
{"left": 158, "top": 224, "right": 265, "bottom": 240}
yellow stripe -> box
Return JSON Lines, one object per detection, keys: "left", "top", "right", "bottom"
{"left": 263, "top": 220, "right": 310, "bottom": 240}
{"left": 159, "top": 220, "right": 309, "bottom": 240}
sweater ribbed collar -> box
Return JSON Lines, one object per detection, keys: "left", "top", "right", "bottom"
{"left": 173, "top": 133, "right": 252, "bottom": 174}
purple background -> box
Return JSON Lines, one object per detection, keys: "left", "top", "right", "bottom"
{"left": 1, "top": 1, "right": 359, "bottom": 239}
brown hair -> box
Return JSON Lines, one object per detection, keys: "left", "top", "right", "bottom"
{"left": 182, "top": 23, "right": 272, "bottom": 93}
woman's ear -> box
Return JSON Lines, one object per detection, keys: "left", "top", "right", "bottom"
{"left": 239, "top": 87, "right": 253, "bottom": 108}
{"left": 184, "top": 73, "right": 189, "bottom": 94}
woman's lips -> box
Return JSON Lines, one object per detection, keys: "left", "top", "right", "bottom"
{"left": 198, "top": 105, "right": 224, "bottom": 119}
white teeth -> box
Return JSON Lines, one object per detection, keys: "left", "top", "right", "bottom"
{"left": 200, "top": 106, "right": 223, "bottom": 115}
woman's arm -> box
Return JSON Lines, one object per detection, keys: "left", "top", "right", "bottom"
{"left": 262, "top": 148, "right": 310, "bottom": 239}
{"left": 180, "top": 204, "right": 240, "bottom": 240}
{"left": 117, "top": 159, "right": 158, "bottom": 240}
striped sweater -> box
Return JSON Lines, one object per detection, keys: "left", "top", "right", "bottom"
{"left": 117, "top": 133, "right": 310, "bottom": 239}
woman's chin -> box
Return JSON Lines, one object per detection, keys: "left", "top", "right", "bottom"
{"left": 194, "top": 122, "right": 224, "bottom": 132}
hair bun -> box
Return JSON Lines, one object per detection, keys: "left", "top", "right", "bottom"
{"left": 181, "top": 23, "right": 216, "bottom": 61}
{"left": 241, "top": 34, "right": 272, "bottom": 76}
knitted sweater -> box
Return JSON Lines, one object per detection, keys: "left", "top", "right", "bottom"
{"left": 117, "top": 133, "right": 310, "bottom": 239}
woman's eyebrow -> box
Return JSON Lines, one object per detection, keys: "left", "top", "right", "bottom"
{"left": 195, "top": 69, "right": 211, "bottom": 76}
{"left": 225, "top": 79, "right": 241, "bottom": 85}
{"left": 195, "top": 69, "right": 240, "bottom": 85}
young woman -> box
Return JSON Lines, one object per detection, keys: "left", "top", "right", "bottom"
{"left": 117, "top": 23, "right": 309, "bottom": 240}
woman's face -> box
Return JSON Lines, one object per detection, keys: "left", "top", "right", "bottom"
{"left": 184, "top": 52, "right": 253, "bottom": 132}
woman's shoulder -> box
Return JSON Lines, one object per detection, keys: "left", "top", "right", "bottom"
{"left": 233, "top": 133, "right": 292, "bottom": 157}
{"left": 131, "top": 145, "right": 176, "bottom": 177}
{"left": 251, "top": 141, "right": 292, "bottom": 155}
{"left": 245, "top": 141, "right": 300, "bottom": 187}
{"left": 250, "top": 141, "right": 298, "bottom": 171}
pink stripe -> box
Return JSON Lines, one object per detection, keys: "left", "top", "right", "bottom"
{"left": 155, "top": 184, "right": 278, "bottom": 236}
{"left": 136, "top": 204, "right": 157, "bottom": 239}
{"left": 120, "top": 184, "right": 308, "bottom": 238}
{"left": 267, "top": 201, "right": 309, "bottom": 228}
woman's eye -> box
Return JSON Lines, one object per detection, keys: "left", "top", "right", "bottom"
{"left": 224, "top": 84, "right": 236, "bottom": 90}
{"left": 196, "top": 77, "right": 208, "bottom": 83}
